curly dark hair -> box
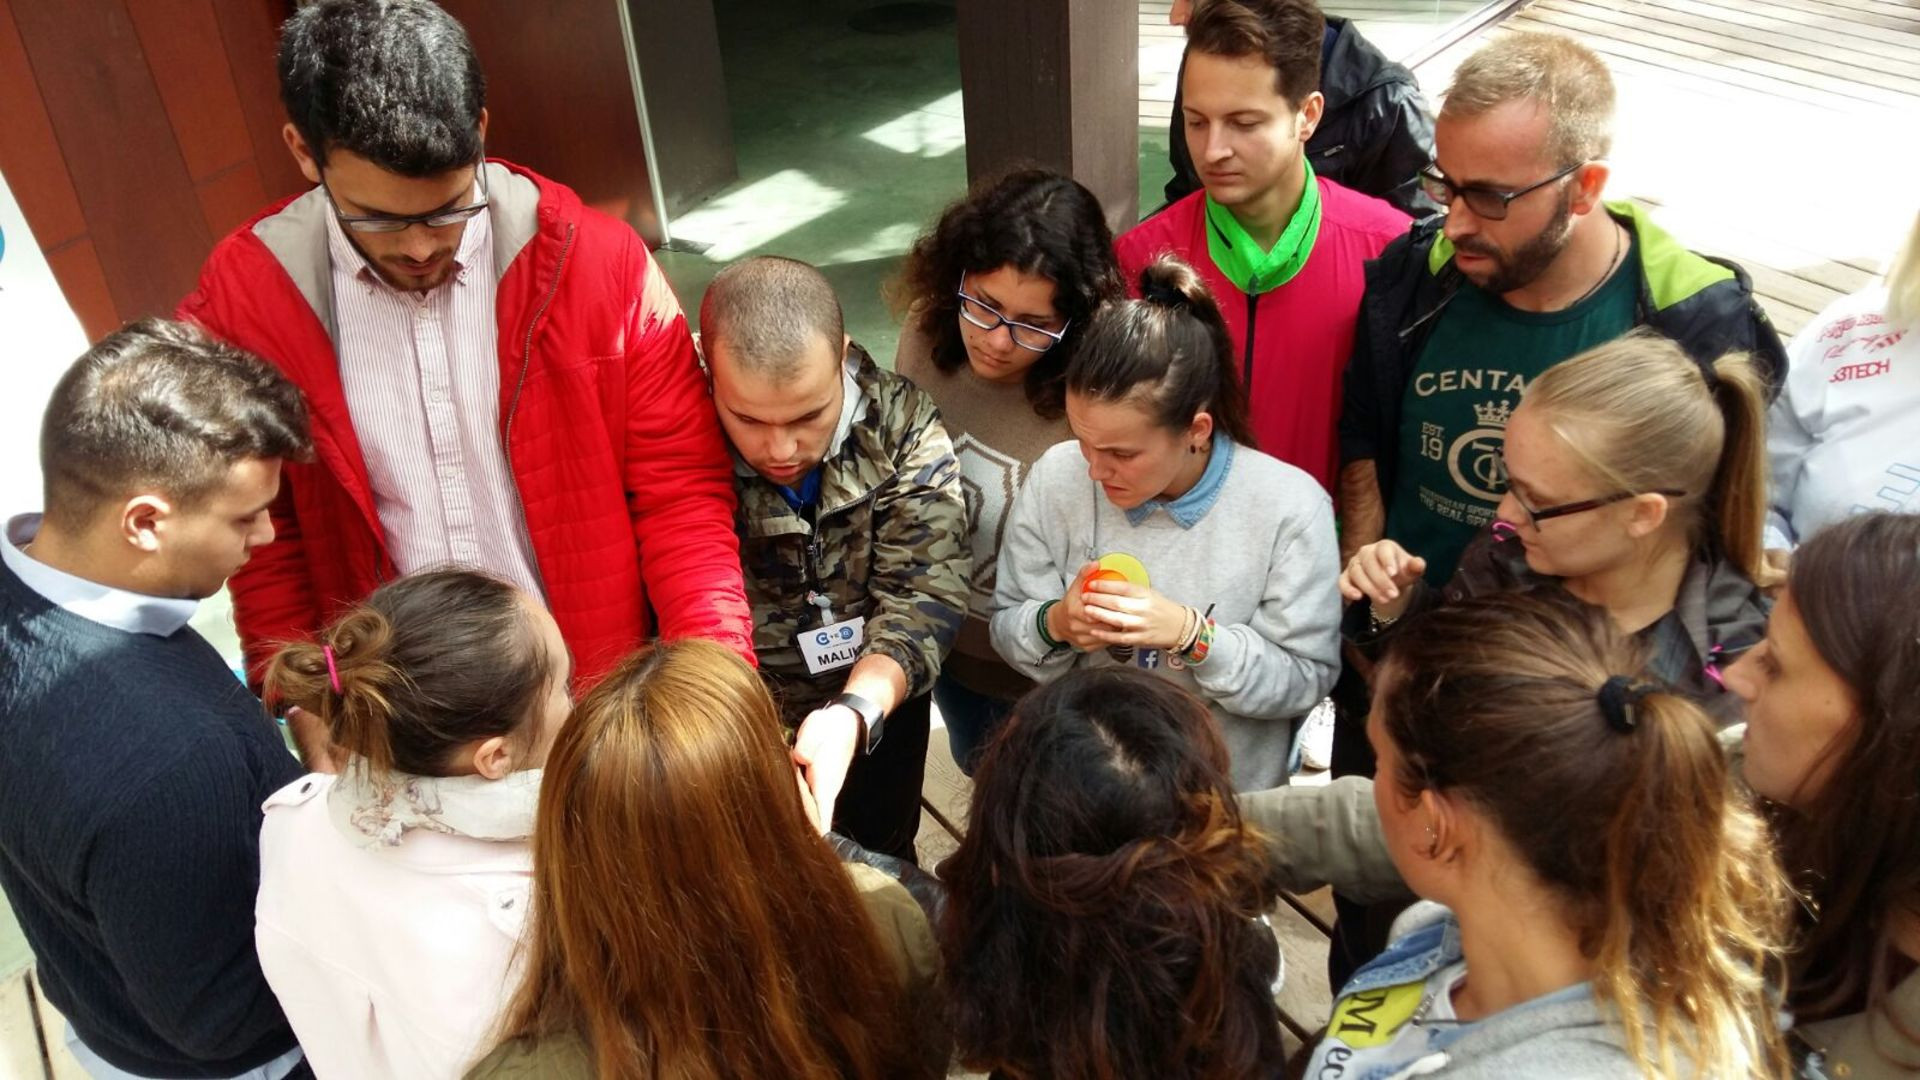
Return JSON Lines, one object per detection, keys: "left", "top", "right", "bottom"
{"left": 278, "top": 0, "right": 485, "bottom": 175}
{"left": 890, "top": 168, "right": 1122, "bottom": 419}
{"left": 938, "top": 668, "right": 1284, "bottom": 1079}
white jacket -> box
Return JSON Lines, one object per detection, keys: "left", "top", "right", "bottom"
{"left": 1767, "top": 284, "right": 1919, "bottom": 546}
{"left": 255, "top": 772, "right": 533, "bottom": 1079}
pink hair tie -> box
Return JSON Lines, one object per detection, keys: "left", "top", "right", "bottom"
{"left": 1491, "top": 520, "right": 1520, "bottom": 542}
{"left": 323, "top": 646, "right": 342, "bottom": 694}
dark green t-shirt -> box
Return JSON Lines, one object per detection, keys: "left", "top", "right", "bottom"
{"left": 1384, "top": 242, "right": 1640, "bottom": 583}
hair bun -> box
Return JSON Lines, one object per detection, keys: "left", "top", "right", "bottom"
{"left": 1136, "top": 256, "right": 1205, "bottom": 313}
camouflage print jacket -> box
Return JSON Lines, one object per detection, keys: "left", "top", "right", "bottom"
{"left": 734, "top": 345, "right": 970, "bottom": 724}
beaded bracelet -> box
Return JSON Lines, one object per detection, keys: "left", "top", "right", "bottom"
{"left": 1182, "top": 616, "right": 1217, "bottom": 666}
{"left": 1037, "top": 599, "right": 1066, "bottom": 652}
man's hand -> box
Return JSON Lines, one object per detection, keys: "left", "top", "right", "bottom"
{"left": 285, "top": 706, "right": 340, "bottom": 774}
{"left": 1081, "top": 579, "right": 1193, "bottom": 651}
{"left": 792, "top": 703, "right": 862, "bottom": 831}
{"left": 794, "top": 766, "right": 827, "bottom": 836}
{"left": 1339, "top": 540, "right": 1426, "bottom": 622}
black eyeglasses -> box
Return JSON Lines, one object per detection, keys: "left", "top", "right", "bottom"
{"left": 1419, "top": 160, "right": 1585, "bottom": 221}
{"left": 1498, "top": 451, "right": 1686, "bottom": 527}
{"left": 322, "top": 156, "right": 490, "bottom": 234}
{"left": 956, "top": 273, "right": 1069, "bottom": 353}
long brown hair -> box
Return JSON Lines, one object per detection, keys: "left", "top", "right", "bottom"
{"left": 939, "top": 667, "right": 1283, "bottom": 1079}
{"left": 1524, "top": 329, "right": 1775, "bottom": 585}
{"left": 1377, "top": 589, "right": 1790, "bottom": 1077}
{"left": 1774, "top": 512, "right": 1920, "bottom": 1028}
{"left": 493, "top": 639, "right": 928, "bottom": 1079}
{"left": 265, "top": 568, "right": 552, "bottom": 776}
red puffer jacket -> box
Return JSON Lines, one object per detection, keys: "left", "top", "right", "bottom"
{"left": 179, "top": 160, "right": 753, "bottom": 684}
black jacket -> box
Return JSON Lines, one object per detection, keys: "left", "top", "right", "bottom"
{"left": 1165, "top": 16, "right": 1436, "bottom": 217}
{"left": 1339, "top": 202, "right": 1791, "bottom": 506}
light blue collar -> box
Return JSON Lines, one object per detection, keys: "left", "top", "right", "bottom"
{"left": 2, "top": 514, "right": 199, "bottom": 637}
{"left": 1124, "top": 435, "right": 1234, "bottom": 528}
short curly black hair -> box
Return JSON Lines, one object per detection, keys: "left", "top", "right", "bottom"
{"left": 278, "top": 0, "right": 485, "bottom": 176}
{"left": 891, "top": 169, "right": 1122, "bottom": 419}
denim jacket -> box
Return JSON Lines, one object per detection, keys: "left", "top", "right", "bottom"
{"left": 1311, "top": 902, "right": 1652, "bottom": 1080}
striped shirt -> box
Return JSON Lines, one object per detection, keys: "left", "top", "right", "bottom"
{"left": 325, "top": 199, "right": 544, "bottom": 601}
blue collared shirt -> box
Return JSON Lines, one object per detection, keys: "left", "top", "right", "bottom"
{"left": 1, "top": 514, "right": 198, "bottom": 637}
{"left": 1124, "top": 435, "right": 1236, "bottom": 528}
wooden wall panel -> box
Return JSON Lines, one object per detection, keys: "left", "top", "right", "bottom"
{"left": 209, "top": 0, "right": 306, "bottom": 201}
{"left": 443, "top": 0, "right": 659, "bottom": 239}
{"left": 9, "top": 0, "right": 213, "bottom": 329}
{"left": 42, "top": 239, "right": 117, "bottom": 340}
{"left": 127, "top": 0, "right": 256, "bottom": 182}
{"left": 0, "top": 0, "right": 87, "bottom": 253}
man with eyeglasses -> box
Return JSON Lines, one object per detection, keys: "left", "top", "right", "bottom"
{"left": 1337, "top": 32, "right": 1787, "bottom": 590}
{"left": 179, "top": 0, "right": 754, "bottom": 686}
{"left": 1116, "top": 0, "right": 1410, "bottom": 495}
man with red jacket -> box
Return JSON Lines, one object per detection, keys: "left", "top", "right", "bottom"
{"left": 180, "top": 0, "right": 752, "bottom": 683}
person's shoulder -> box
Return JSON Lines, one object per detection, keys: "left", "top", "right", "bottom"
{"left": 464, "top": 1031, "right": 594, "bottom": 1080}
{"left": 1031, "top": 438, "right": 1087, "bottom": 478}
{"left": 1793, "top": 283, "right": 1895, "bottom": 349}
{"left": 892, "top": 309, "right": 944, "bottom": 382}
{"left": 845, "top": 861, "right": 941, "bottom": 988}
{"left": 1318, "top": 178, "right": 1414, "bottom": 243}
{"left": 1228, "top": 445, "right": 1331, "bottom": 508}
{"left": 1117, "top": 194, "right": 1204, "bottom": 264}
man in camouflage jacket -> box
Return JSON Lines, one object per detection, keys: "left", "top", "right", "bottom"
{"left": 701, "top": 257, "right": 969, "bottom": 862}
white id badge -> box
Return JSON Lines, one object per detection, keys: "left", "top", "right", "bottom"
{"left": 798, "top": 616, "right": 866, "bottom": 675}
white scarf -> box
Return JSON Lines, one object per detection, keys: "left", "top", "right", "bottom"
{"left": 326, "top": 759, "right": 541, "bottom": 848}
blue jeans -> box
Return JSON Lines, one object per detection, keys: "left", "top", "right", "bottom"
{"left": 932, "top": 672, "right": 1015, "bottom": 777}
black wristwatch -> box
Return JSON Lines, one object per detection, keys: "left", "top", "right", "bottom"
{"left": 829, "top": 691, "right": 886, "bottom": 755}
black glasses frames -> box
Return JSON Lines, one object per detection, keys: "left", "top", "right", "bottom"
{"left": 954, "top": 272, "right": 1070, "bottom": 353}
{"left": 1420, "top": 160, "right": 1587, "bottom": 221}
{"left": 322, "top": 152, "right": 491, "bottom": 235}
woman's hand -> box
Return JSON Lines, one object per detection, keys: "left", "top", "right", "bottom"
{"left": 1080, "top": 577, "right": 1192, "bottom": 651}
{"left": 1338, "top": 540, "right": 1426, "bottom": 622}
{"left": 1047, "top": 563, "right": 1112, "bottom": 651}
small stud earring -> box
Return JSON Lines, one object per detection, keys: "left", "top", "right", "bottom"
{"left": 1424, "top": 824, "right": 1440, "bottom": 858}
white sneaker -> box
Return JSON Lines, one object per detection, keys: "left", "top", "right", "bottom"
{"left": 1299, "top": 698, "right": 1336, "bottom": 772}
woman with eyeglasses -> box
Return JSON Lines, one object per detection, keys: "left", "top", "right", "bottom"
{"left": 890, "top": 169, "right": 1124, "bottom": 773}
{"left": 1340, "top": 330, "right": 1773, "bottom": 724}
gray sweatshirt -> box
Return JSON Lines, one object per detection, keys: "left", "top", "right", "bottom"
{"left": 991, "top": 439, "right": 1342, "bottom": 789}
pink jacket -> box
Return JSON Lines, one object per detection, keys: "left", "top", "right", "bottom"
{"left": 254, "top": 774, "right": 530, "bottom": 1079}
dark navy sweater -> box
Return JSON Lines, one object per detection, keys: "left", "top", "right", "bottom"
{"left": 0, "top": 558, "right": 300, "bottom": 1077}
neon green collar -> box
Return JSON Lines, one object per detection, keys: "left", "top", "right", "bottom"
{"left": 1204, "top": 163, "right": 1322, "bottom": 295}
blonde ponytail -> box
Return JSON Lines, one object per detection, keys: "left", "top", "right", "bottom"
{"left": 1526, "top": 330, "right": 1774, "bottom": 585}
{"left": 1703, "top": 351, "right": 1775, "bottom": 585}
{"left": 1593, "top": 690, "right": 1789, "bottom": 1077}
